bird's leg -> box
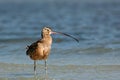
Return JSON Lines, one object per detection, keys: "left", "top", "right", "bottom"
{"left": 45, "top": 60, "right": 48, "bottom": 80}
{"left": 45, "top": 60, "right": 47, "bottom": 74}
{"left": 34, "top": 60, "right": 37, "bottom": 76}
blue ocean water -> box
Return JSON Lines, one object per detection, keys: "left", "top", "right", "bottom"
{"left": 0, "top": 0, "right": 120, "bottom": 80}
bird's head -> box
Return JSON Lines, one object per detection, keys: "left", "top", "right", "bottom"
{"left": 41, "top": 27, "right": 79, "bottom": 43}
{"left": 42, "top": 27, "right": 52, "bottom": 35}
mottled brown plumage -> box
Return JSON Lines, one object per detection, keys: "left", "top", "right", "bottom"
{"left": 26, "top": 27, "right": 53, "bottom": 60}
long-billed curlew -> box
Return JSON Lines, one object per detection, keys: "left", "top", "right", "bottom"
{"left": 26, "top": 27, "right": 79, "bottom": 76}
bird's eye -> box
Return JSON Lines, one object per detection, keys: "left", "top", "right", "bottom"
{"left": 47, "top": 29, "right": 49, "bottom": 31}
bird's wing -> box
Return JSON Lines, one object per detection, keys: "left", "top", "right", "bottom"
{"left": 26, "top": 40, "right": 42, "bottom": 55}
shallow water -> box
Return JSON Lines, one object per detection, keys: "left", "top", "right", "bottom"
{"left": 0, "top": 0, "right": 120, "bottom": 80}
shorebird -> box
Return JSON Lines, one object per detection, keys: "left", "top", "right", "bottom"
{"left": 26, "top": 27, "right": 79, "bottom": 76}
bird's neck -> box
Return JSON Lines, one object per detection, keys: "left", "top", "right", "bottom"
{"left": 42, "top": 34, "right": 52, "bottom": 45}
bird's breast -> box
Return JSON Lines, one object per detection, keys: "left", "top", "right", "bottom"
{"left": 43, "top": 45, "right": 51, "bottom": 53}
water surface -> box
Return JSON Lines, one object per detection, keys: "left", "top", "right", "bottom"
{"left": 0, "top": 0, "right": 120, "bottom": 80}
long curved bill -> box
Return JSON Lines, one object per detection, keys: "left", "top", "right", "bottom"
{"left": 51, "top": 31, "right": 79, "bottom": 43}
